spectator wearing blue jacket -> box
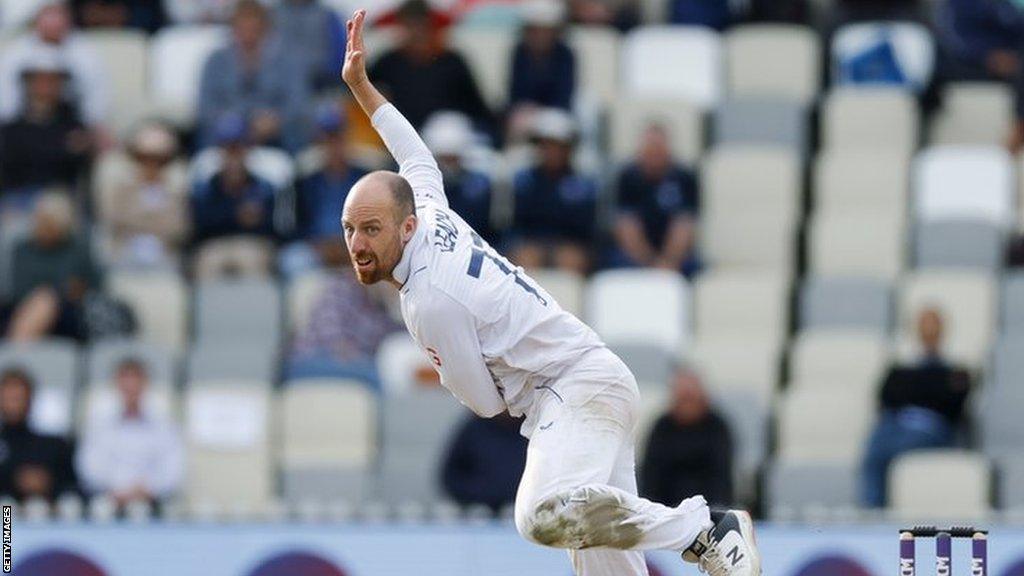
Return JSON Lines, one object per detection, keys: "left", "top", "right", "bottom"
{"left": 509, "top": 109, "right": 598, "bottom": 275}
{"left": 669, "top": 0, "right": 733, "bottom": 30}
{"left": 508, "top": 1, "right": 576, "bottom": 127}
{"left": 441, "top": 413, "right": 528, "bottom": 514}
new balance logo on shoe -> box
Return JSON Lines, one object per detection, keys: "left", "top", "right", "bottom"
{"left": 727, "top": 545, "right": 745, "bottom": 567}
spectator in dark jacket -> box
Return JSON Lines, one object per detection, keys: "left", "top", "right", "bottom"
{"left": 0, "top": 369, "right": 77, "bottom": 503}
{"left": 640, "top": 367, "right": 734, "bottom": 507}
{"left": 369, "top": 0, "right": 493, "bottom": 132}
{"left": 669, "top": 0, "right": 734, "bottom": 30}
{"left": 509, "top": 108, "right": 597, "bottom": 274}
{"left": 860, "top": 307, "right": 971, "bottom": 507}
{"left": 568, "top": 0, "right": 640, "bottom": 31}
{"left": 70, "top": 0, "right": 167, "bottom": 32}
{"left": 507, "top": 1, "right": 576, "bottom": 141}
{"left": 442, "top": 413, "right": 528, "bottom": 513}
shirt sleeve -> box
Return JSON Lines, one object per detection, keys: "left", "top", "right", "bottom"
{"left": 415, "top": 291, "right": 505, "bottom": 418}
{"left": 371, "top": 102, "right": 448, "bottom": 209}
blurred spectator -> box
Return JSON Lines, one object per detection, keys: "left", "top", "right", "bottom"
{"left": 163, "top": 0, "right": 239, "bottom": 24}
{"left": 1, "top": 193, "right": 101, "bottom": 342}
{"left": 0, "top": 369, "right": 77, "bottom": 503}
{"left": 70, "top": 0, "right": 167, "bottom": 32}
{"left": 96, "top": 122, "right": 190, "bottom": 269}
{"left": 76, "top": 359, "right": 184, "bottom": 512}
{"left": 828, "top": 0, "right": 926, "bottom": 30}
{"left": 441, "top": 412, "right": 528, "bottom": 513}
{"left": 568, "top": 0, "right": 640, "bottom": 31}
{"left": 748, "top": 0, "right": 809, "bottom": 23}
{"left": 273, "top": 0, "right": 347, "bottom": 90}
{"left": 610, "top": 124, "right": 699, "bottom": 276}
{"left": 0, "top": 48, "right": 93, "bottom": 205}
{"left": 640, "top": 367, "right": 733, "bottom": 507}
{"left": 422, "top": 112, "right": 499, "bottom": 245}
{"left": 860, "top": 307, "right": 971, "bottom": 508}
{"left": 281, "top": 104, "right": 368, "bottom": 278}
{"left": 197, "top": 0, "right": 313, "bottom": 152}
{"left": 191, "top": 114, "right": 278, "bottom": 279}
{"left": 0, "top": 2, "right": 109, "bottom": 128}
{"left": 668, "top": 0, "right": 734, "bottom": 30}
{"left": 506, "top": 0, "right": 576, "bottom": 140}
{"left": 287, "top": 264, "right": 400, "bottom": 385}
{"left": 509, "top": 108, "right": 597, "bottom": 274}
{"left": 369, "top": 0, "right": 493, "bottom": 131}
{"left": 937, "top": 0, "right": 1024, "bottom": 151}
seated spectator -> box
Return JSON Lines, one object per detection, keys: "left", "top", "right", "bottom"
{"left": 640, "top": 367, "right": 733, "bottom": 507}
{"left": 0, "top": 2, "right": 109, "bottom": 128}
{"left": 0, "top": 369, "right": 77, "bottom": 503}
{"left": 668, "top": 0, "right": 734, "bottom": 30}
{"left": 197, "top": 0, "right": 312, "bottom": 152}
{"left": 163, "top": 0, "right": 239, "bottom": 24}
{"left": 938, "top": 0, "right": 1024, "bottom": 150}
{"left": 506, "top": 0, "right": 576, "bottom": 140}
{"left": 273, "top": 0, "right": 346, "bottom": 90}
{"left": 0, "top": 48, "right": 93, "bottom": 210}
{"left": 860, "top": 307, "right": 971, "bottom": 508}
{"left": 422, "top": 112, "right": 499, "bottom": 245}
{"left": 828, "top": 0, "right": 926, "bottom": 31}
{"left": 441, "top": 412, "right": 528, "bottom": 513}
{"left": 191, "top": 114, "right": 278, "bottom": 279}
{"left": 610, "top": 124, "right": 699, "bottom": 276}
{"left": 96, "top": 122, "right": 189, "bottom": 269}
{"left": 508, "top": 109, "right": 597, "bottom": 274}
{"left": 280, "top": 105, "right": 368, "bottom": 278}
{"left": 70, "top": 0, "right": 167, "bottom": 32}
{"left": 1, "top": 193, "right": 101, "bottom": 342}
{"left": 76, "top": 359, "right": 183, "bottom": 513}
{"left": 568, "top": 0, "right": 640, "bottom": 31}
{"left": 369, "top": 0, "right": 493, "bottom": 132}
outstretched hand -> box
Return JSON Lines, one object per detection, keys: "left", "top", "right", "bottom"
{"left": 342, "top": 9, "right": 369, "bottom": 88}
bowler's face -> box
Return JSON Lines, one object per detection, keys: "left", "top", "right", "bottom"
{"left": 342, "top": 184, "right": 404, "bottom": 285}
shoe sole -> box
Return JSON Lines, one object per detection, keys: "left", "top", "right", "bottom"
{"left": 733, "top": 509, "right": 762, "bottom": 576}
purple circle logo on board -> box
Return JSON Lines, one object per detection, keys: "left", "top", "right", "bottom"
{"left": 14, "top": 549, "right": 107, "bottom": 576}
{"left": 793, "top": 555, "right": 873, "bottom": 576}
{"left": 247, "top": 551, "right": 348, "bottom": 576}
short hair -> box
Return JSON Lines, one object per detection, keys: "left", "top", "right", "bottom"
{"left": 388, "top": 174, "right": 416, "bottom": 221}
{"left": 234, "top": 0, "right": 268, "bottom": 22}
{"left": 0, "top": 368, "right": 34, "bottom": 394}
{"left": 115, "top": 357, "right": 148, "bottom": 378}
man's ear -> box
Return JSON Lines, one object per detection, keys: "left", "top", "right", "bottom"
{"left": 402, "top": 214, "right": 417, "bottom": 243}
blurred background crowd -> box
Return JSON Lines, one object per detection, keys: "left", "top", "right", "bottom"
{"left": 0, "top": 0, "right": 1023, "bottom": 524}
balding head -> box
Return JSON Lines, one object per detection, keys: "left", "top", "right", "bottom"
{"left": 342, "top": 171, "right": 418, "bottom": 286}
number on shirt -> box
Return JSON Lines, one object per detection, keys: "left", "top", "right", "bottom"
{"left": 466, "top": 233, "right": 548, "bottom": 306}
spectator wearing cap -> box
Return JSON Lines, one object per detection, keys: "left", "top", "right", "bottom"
{"left": 0, "top": 2, "right": 110, "bottom": 128}
{"left": 1, "top": 192, "right": 101, "bottom": 342}
{"left": 190, "top": 113, "right": 278, "bottom": 279}
{"left": 369, "top": 0, "right": 493, "bottom": 132}
{"left": 280, "top": 104, "right": 368, "bottom": 278}
{"left": 95, "top": 122, "right": 190, "bottom": 269}
{"left": 610, "top": 123, "right": 700, "bottom": 276}
{"left": 507, "top": 0, "right": 576, "bottom": 139}
{"left": 197, "top": 0, "right": 313, "bottom": 152}
{"left": 0, "top": 369, "right": 77, "bottom": 503}
{"left": 0, "top": 48, "right": 92, "bottom": 209}
{"left": 70, "top": 0, "right": 167, "bottom": 32}
{"left": 273, "top": 0, "right": 347, "bottom": 91}
{"left": 76, "top": 359, "right": 184, "bottom": 513}
{"left": 422, "top": 112, "right": 499, "bottom": 245}
{"left": 509, "top": 108, "right": 597, "bottom": 274}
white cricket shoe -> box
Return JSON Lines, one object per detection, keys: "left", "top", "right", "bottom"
{"left": 682, "top": 509, "right": 762, "bottom": 576}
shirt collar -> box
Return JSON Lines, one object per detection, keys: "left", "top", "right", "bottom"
{"left": 392, "top": 219, "right": 428, "bottom": 288}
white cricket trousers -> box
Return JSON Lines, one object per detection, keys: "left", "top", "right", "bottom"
{"left": 514, "top": 347, "right": 713, "bottom": 576}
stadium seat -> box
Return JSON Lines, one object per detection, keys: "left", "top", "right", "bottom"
{"left": 813, "top": 150, "right": 910, "bottom": 217}
{"left": 808, "top": 211, "right": 906, "bottom": 281}
{"left": 194, "top": 279, "right": 282, "bottom": 351}
{"left": 693, "top": 271, "right": 789, "bottom": 344}
{"left": 609, "top": 97, "right": 704, "bottom": 165}
{"left": 788, "top": 330, "right": 889, "bottom": 391}
{"left": 621, "top": 25, "right": 723, "bottom": 108}
{"left": 1003, "top": 272, "right": 1024, "bottom": 335}
{"left": 80, "top": 30, "right": 149, "bottom": 134}
{"left": 527, "top": 268, "right": 585, "bottom": 318}
{"left": 979, "top": 382, "right": 1024, "bottom": 457}
{"left": 87, "top": 340, "right": 176, "bottom": 388}
{"left": 799, "top": 276, "right": 893, "bottom": 332}
{"left": 701, "top": 209, "right": 797, "bottom": 273}
{"left": 607, "top": 341, "right": 675, "bottom": 390}
{"left": 280, "top": 380, "right": 377, "bottom": 502}
{"left": 997, "top": 455, "right": 1024, "bottom": 509}
{"left": 687, "top": 336, "right": 780, "bottom": 400}
{"left": 766, "top": 460, "right": 859, "bottom": 516}
{"left": 107, "top": 270, "right": 189, "bottom": 352}
{"left": 376, "top": 332, "right": 434, "bottom": 397}
{"left": 712, "top": 388, "right": 770, "bottom": 503}
{"left": 568, "top": 26, "right": 620, "bottom": 109}
{"left": 889, "top": 450, "right": 991, "bottom": 519}
{"left": 286, "top": 270, "right": 331, "bottom": 335}
{"left": 188, "top": 342, "right": 277, "bottom": 385}
{"left": 149, "top": 25, "right": 228, "bottom": 125}
{"left": 184, "top": 383, "right": 273, "bottom": 508}
{"left": 378, "top": 388, "right": 470, "bottom": 504}
{"left": 713, "top": 99, "right": 808, "bottom": 152}
{"left": 914, "top": 145, "right": 1015, "bottom": 229}
{"left": 724, "top": 24, "right": 820, "bottom": 105}
{"left": 449, "top": 26, "right": 516, "bottom": 109}
{"left": 586, "top": 269, "right": 692, "bottom": 353}
{"left": 831, "top": 22, "right": 935, "bottom": 92}
{"left": 913, "top": 219, "right": 1005, "bottom": 271}
{"left": 821, "top": 88, "right": 919, "bottom": 153}
{"left": 702, "top": 145, "right": 800, "bottom": 219}
{"left": 0, "top": 340, "right": 78, "bottom": 435}
{"left": 776, "top": 387, "right": 873, "bottom": 462}
{"left": 930, "top": 83, "right": 1015, "bottom": 146}
{"left": 990, "top": 336, "right": 1024, "bottom": 391}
